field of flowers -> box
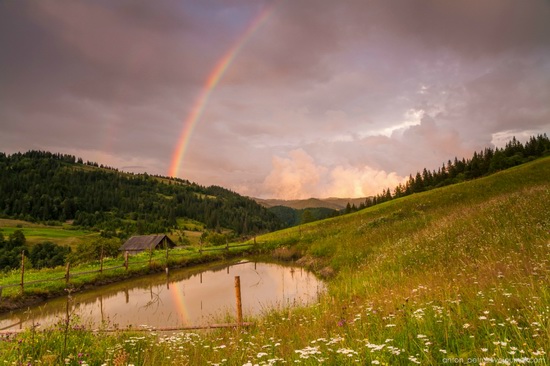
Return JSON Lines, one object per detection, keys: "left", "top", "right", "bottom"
{"left": 1, "top": 157, "right": 549, "bottom": 365}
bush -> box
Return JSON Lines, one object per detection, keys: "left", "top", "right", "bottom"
{"left": 0, "top": 230, "right": 28, "bottom": 270}
{"left": 68, "top": 237, "right": 122, "bottom": 265}
{"left": 29, "top": 241, "right": 71, "bottom": 269}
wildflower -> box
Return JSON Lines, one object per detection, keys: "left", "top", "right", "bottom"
{"left": 439, "top": 349, "right": 447, "bottom": 354}
{"left": 326, "top": 336, "right": 344, "bottom": 345}
{"left": 294, "top": 346, "right": 321, "bottom": 359}
{"left": 336, "top": 348, "right": 358, "bottom": 356}
{"left": 481, "top": 348, "right": 488, "bottom": 352}
{"left": 408, "top": 355, "right": 421, "bottom": 364}
{"left": 463, "top": 323, "right": 471, "bottom": 329}
{"left": 365, "top": 342, "right": 385, "bottom": 351}
{"left": 479, "top": 316, "right": 487, "bottom": 320}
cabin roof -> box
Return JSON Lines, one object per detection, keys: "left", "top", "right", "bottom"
{"left": 120, "top": 234, "right": 176, "bottom": 252}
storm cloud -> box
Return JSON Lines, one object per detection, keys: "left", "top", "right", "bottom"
{"left": 1, "top": 0, "right": 549, "bottom": 199}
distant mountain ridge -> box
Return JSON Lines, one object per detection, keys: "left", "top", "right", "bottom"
{"left": 253, "top": 197, "right": 369, "bottom": 210}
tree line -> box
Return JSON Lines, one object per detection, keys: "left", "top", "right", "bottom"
{"left": 0, "top": 151, "right": 283, "bottom": 237}
{"left": 364, "top": 134, "right": 550, "bottom": 208}
{"left": 0, "top": 229, "right": 125, "bottom": 270}
{"left": 0, "top": 230, "right": 71, "bottom": 270}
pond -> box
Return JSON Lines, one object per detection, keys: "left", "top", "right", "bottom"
{"left": 0, "top": 259, "right": 325, "bottom": 331}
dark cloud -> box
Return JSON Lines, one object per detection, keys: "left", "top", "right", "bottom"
{"left": 1, "top": 0, "right": 549, "bottom": 198}
{"left": 366, "top": 0, "right": 550, "bottom": 55}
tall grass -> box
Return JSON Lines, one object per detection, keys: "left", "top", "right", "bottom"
{"left": 1, "top": 158, "right": 549, "bottom": 365}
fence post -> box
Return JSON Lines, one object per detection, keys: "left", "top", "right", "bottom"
{"left": 226, "top": 238, "right": 229, "bottom": 252}
{"left": 0, "top": 286, "right": 2, "bottom": 300}
{"left": 165, "top": 245, "right": 169, "bottom": 274}
{"left": 65, "top": 262, "right": 71, "bottom": 286}
{"left": 234, "top": 276, "right": 243, "bottom": 325}
{"left": 100, "top": 246, "right": 104, "bottom": 274}
{"left": 149, "top": 247, "right": 153, "bottom": 270}
{"left": 20, "top": 251, "right": 25, "bottom": 295}
{"left": 124, "top": 251, "right": 129, "bottom": 271}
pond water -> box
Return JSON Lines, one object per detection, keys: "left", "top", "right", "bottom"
{"left": 0, "top": 260, "right": 325, "bottom": 331}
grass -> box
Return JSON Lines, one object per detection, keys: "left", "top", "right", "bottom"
{"left": 1, "top": 157, "right": 549, "bottom": 365}
{"left": 0, "top": 220, "right": 96, "bottom": 248}
{"left": 0, "top": 243, "right": 257, "bottom": 307}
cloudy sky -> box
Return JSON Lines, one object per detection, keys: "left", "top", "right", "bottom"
{"left": 1, "top": 0, "right": 549, "bottom": 199}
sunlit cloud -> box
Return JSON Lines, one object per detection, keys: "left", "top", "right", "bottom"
{"left": 1, "top": 0, "right": 549, "bottom": 199}
{"left": 261, "top": 149, "right": 405, "bottom": 199}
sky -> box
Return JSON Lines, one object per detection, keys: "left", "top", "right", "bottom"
{"left": 1, "top": 0, "right": 549, "bottom": 199}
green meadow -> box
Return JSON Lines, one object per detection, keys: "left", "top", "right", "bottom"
{"left": 0, "top": 243, "right": 255, "bottom": 307}
{"left": 0, "top": 220, "right": 95, "bottom": 248}
{"left": 1, "top": 157, "right": 549, "bottom": 365}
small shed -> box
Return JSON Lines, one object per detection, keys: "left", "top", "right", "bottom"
{"left": 120, "top": 234, "right": 176, "bottom": 254}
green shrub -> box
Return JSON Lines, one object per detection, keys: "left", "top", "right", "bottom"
{"left": 29, "top": 241, "right": 71, "bottom": 269}
{"left": 67, "top": 237, "right": 121, "bottom": 265}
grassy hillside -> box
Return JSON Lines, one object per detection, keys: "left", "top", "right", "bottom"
{"left": 0, "top": 219, "right": 97, "bottom": 247}
{"left": 2, "top": 157, "right": 549, "bottom": 365}
{"left": 0, "top": 151, "right": 283, "bottom": 236}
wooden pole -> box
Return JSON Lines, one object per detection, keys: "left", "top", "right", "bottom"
{"left": 20, "top": 251, "right": 25, "bottom": 295}
{"left": 234, "top": 276, "right": 243, "bottom": 325}
{"left": 124, "top": 251, "right": 129, "bottom": 271}
{"left": 100, "top": 246, "right": 104, "bottom": 274}
{"left": 165, "top": 244, "right": 169, "bottom": 274}
{"left": 65, "top": 262, "right": 70, "bottom": 286}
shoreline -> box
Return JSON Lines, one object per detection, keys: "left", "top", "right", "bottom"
{"left": 0, "top": 247, "right": 258, "bottom": 315}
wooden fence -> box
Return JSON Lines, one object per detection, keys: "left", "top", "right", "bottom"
{"left": 0, "top": 275, "right": 249, "bottom": 335}
{"left": 0, "top": 242, "right": 257, "bottom": 300}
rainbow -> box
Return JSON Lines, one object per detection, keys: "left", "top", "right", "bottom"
{"left": 168, "top": 3, "right": 279, "bottom": 178}
{"left": 170, "top": 283, "right": 190, "bottom": 324}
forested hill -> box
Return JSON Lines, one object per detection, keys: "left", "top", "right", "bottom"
{"left": 0, "top": 151, "right": 283, "bottom": 236}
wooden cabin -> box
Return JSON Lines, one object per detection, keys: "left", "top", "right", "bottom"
{"left": 119, "top": 234, "right": 176, "bottom": 254}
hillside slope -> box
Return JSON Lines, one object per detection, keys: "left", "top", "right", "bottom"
{"left": 0, "top": 158, "right": 548, "bottom": 364}
{"left": 252, "top": 156, "right": 550, "bottom": 363}
{"left": 0, "top": 151, "right": 283, "bottom": 236}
